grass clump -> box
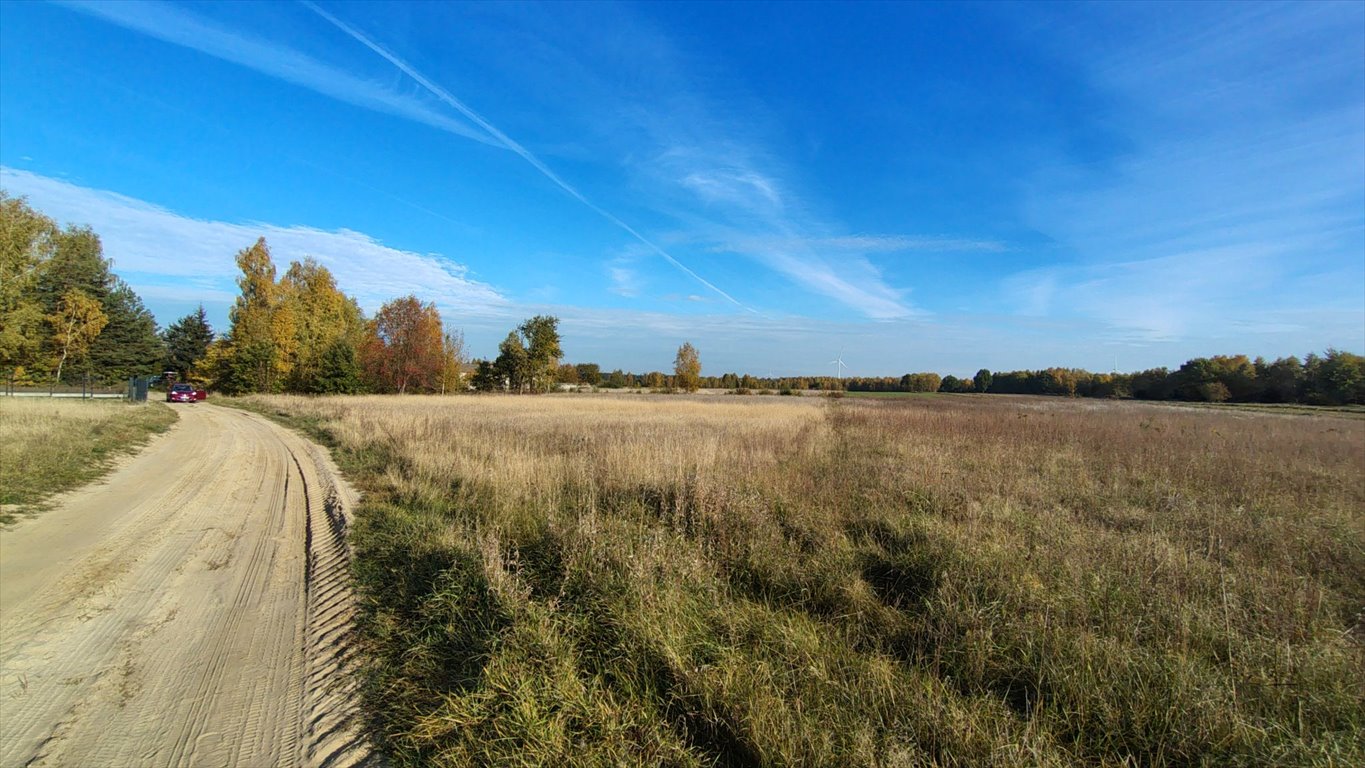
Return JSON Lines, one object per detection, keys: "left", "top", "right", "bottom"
{"left": 244, "top": 393, "right": 1365, "bottom": 767}
{"left": 0, "top": 398, "right": 176, "bottom": 524}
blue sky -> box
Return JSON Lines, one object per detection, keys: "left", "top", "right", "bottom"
{"left": 2, "top": 0, "right": 1361, "bottom": 376}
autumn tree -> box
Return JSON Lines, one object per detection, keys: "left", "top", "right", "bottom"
{"left": 49, "top": 289, "right": 107, "bottom": 384}
{"left": 162, "top": 305, "right": 215, "bottom": 379}
{"left": 674, "top": 342, "right": 701, "bottom": 392}
{"left": 519, "top": 315, "right": 562, "bottom": 393}
{"left": 217, "top": 238, "right": 289, "bottom": 393}
{"left": 279, "top": 258, "right": 364, "bottom": 392}
{"left": 1173, "top": 356, "right": 1255, "bottom": 402}
{"left": 362, "top": 295, "right": 445, "bottom": 394}
{"left": 900, "top": 372, "right": 942, "bottom": 393}
{"left": 0, "top": 193, "right": 56, "bottom": 382}
{"left": 556, "top": 363, "right": 579, "bottom": 385}
{"left": 575, "top": 363, "right": 601, "bottom": 387}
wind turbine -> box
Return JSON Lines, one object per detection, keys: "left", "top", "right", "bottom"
{"left": 829, "top": 350, "right": 848, "bottom": 384}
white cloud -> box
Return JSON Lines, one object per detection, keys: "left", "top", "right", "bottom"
{"left": 1, "top": 167, "right": 508, "bottom": 319}
{"left": 607, "top": 266, "right": 640, "bottom": 298}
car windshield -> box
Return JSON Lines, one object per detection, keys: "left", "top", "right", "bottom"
{"left": 172, "top": 384, "right": 192, "bottom": 392}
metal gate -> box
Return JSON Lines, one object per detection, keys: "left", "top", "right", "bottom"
{"left": 127, "top": 376, "right": 150, "bottom": 402}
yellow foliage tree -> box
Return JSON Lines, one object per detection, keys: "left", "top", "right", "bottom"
{"left": 674, "top": 342, "right": 701, "bottom": 392}
{"left": 279, "top": 257, "right": 363, "bottom": 392}
{"left": 49, "top": 288, "right": 107, "bottom": 384}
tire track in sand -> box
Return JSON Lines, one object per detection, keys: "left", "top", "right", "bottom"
{"left": 0, "top": 404, "right": 376, "bottom": 767}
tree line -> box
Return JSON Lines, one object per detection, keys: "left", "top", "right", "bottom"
{"left": 821, "top": 353, "right": 1362, "bottom": 405}
{"left": 481, "top": 350, "right": 1364, "bottom": 407}
{"left": 577, "top": 353, "right": 1360, "bottom": 406}
{"left": 193, "top": 236, "right": 517, "bottom": 396}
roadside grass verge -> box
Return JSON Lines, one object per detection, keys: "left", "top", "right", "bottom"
{"left": 242, "top": 393, "right": 1365, "bottom": 767}
{"left": 0, "top": 398, "right": 177, "bottom": 524}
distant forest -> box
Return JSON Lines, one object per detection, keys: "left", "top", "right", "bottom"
{"left": 3, "top": 192, "right": 1360, "bottom": 405}
{"left": 554, "top": 348, "right": 1365, "bottom": 408}
{"left": 583, "top": 351, "right": 1364, "bottom": 407}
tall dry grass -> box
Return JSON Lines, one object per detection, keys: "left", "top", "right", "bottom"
{"left": 0, "top": 398, "right": 176, "bottom": 524}
{"left": 243, "top": 393, "right": 1365, "bottom": 767}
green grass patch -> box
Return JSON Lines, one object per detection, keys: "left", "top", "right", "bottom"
{"left": 0, "top": 398, "right": 177, "bottom": 524}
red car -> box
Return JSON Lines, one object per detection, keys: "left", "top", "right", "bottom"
{"left": 167, "top": 383, "right": 207, "bottom": 403}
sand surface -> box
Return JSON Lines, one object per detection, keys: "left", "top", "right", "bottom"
{"left": 0, "top": 404, "right": 375, "bottom": 767}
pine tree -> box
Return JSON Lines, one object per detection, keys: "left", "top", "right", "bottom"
{"left": 162, "top": 305, "right": 215, "bottom": 378}
{"left": 315, "top": 338, "right": 362, "bottom": 394}
{"left": 29, "top": 225, "right": 161, "bottom": 383}
{"left": 90, "top": 279, "right": 164, "bottom": 381}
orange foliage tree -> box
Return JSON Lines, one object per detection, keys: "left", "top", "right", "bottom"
{"left": 361, "top": 295, "right": 445, "bottom": 394}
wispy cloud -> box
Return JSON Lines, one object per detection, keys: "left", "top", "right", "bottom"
{"left": 713, "top": 234, "right": 1005, "bottom": 255}
{"left": 421, "top": 8, "right": 941, "bottom": 321}
{"left": 57, "top": 0, "right": 498, "bottom": 147}
{"left": 299, "top": 1, "right": 749, "bottom": 313}
{"left": 605, "top": 246, "right": 647, "bottom": 298}
{"left": 680, "top": 169, "right": 785, "bottom": 213}
{"left": 1003, "top": 240, "right": 1363, "bottom": 345}
{"left": 1011, "top": 2, "right": 1364, "bottom": 343}
{"left": 723, "top": 237, "right": 914, "bottom": 320}
{"left": 1, "top": 167, "right": 508, "bottom": 319}
{"left": 607, "top": 267, "right": 639, "bottom": 298}
{"left": 626, "top": 87, "right": 933, "bottom": 319}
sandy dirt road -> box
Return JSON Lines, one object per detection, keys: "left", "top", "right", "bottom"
{"left": 0, "top": 404, "right": 375, "bottom": 767}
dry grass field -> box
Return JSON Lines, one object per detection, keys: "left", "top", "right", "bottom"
{"left": 0, "top": 398, "right": 176, "bottom": 524}
{"left": 242, "top": 393, "right": 1365, "bottom": 767}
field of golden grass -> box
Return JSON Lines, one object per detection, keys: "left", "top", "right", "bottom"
{"left": 243, "top": 392, "right": 1364, "bottom": 767}
{"left": 0, "top": 398, "right": 176, "bottom": 524}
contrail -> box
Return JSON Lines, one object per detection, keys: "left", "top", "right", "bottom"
{"left": 301, "top": 1, "right": 751, "bottom": 312}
